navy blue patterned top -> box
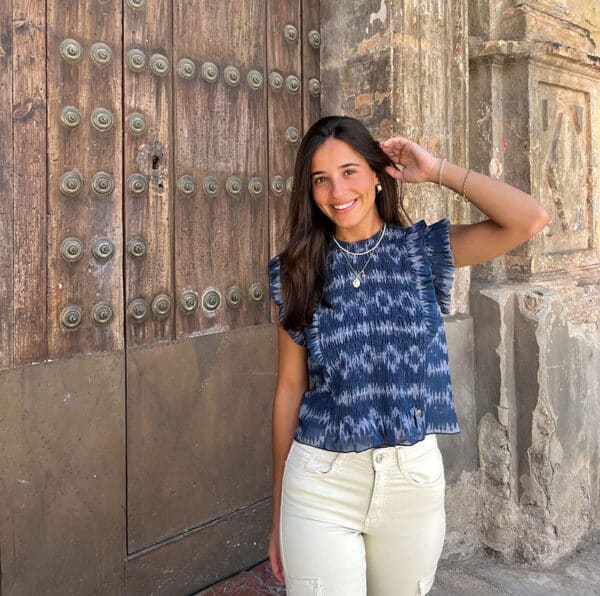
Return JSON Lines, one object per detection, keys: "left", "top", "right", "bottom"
{"left": 268, "top": 218, "right": 461, "bottom": 452}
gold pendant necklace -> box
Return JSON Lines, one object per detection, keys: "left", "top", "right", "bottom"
{"left": 334, "top": 224, "right": 387, "bottom": 289}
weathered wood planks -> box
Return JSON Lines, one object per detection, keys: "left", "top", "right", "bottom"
{"left": 47, "top": 1, "right": 123, "bottom": 358}
{"left": 173, "top": 0, "right": 268, "bottom": 337}
{"left": 12, "top": 0, "right": 47, "bottom": 365}
{"left": 0, "top": 0, "right": 14, "bottom": 369}
{"left": 124, "top": 0, "right": 174, "bottom": 347}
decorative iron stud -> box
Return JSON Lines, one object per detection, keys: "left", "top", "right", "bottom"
{"left": 128, "top": 298, "right": 148, "bottom": 322}
{"left": 128, "top": 173, "right": 148, "bottom": 195}
{"left": 248, "top": 177, "right": 264, "bottom": 197}
{"left": 247, "top": 69, "right": 263, "bottom": 91}
{"left": 202, "top": 288, "right": 221, "bottom": 312}
{"left": 226, "top": 286, "right": 242, "bottom": 308}
{"left": 285, "top": 75, "right": 300, "bottom": 94}
{"left": 201, "top": 61, "right": 219, "bottom": 83}
{"left": 91, "top": 107, "right": 114, "bottom": 132}
{"left": 308, "top": 78, "right": 321, "bottom": 97}
{"left": 90, "top": 42, "right": 112, "bottom": 66}
{"left": 286, "top": 176, "right": 294, "bottom": 193}
{"left": 127, "top": 48, "right": 146, "bottom": 72}
{"left": 60, "top": 38, "right": 83, "bottom": 63}
{"left": 152, "top": 294, "right": 171, "bottom": 318}
{"left": 61, "top": 237, "right": 83, "bottom": 262}
{"left": 126, "top": 0, "right": 146, "bottom": 10}
{"left": 177, "top": 58, "right": 196, "bottom": 79}
{"left": 271, "top": 175, "right": 284, "bottom": 196}
{"left": 127, "top": 237, "right": 146, "bottom": 258}
{"left": 224, "top": 65, "right": 241, "bottom": 87}
{"left": 180, "top": 290, "right": 199, "bottom": 314}
{"left": 60, "top": 170, "right": 83, "bottom": 196}
{"left": 92, "top": 301, "right": 113, "bottom": 326}
{"left": 225, "top": 176, "right": 242, "bottom": 198}
{"left": 269, "top": 71, "right": 283, "bottom": 91}
{"left": 92, "top": 237, "right": 115, "bottom": 261}
{"left": 149, "top": 53, "right": 169, "bottom": 76}
{"left": 60, "top": 305, "right": 83, "bottom": 330}
{"left": 60, "top": 106, "right": 81, "bottom": 129}
{"left": 126, "top": 112, "right": 146, "bottom": 135}
{"left": 285, "top": 127, "right": 300, "bottom": 144}
{"left": 308, "top": 30, "right": 321, "bottom": 49}
{"left": 249, "top": 282, "right": 264, "bottom": 303}
{"left": 178, "top": 175, "right": 196, "bottom": 195}
{"left": 284, "top": 24, "right": 299, "bottom": 44}
{"left": 92, "top": 171, "right": 114, "bottom": 195}
{"left": 203, "top": 176, "right": 219, "bottom": 197}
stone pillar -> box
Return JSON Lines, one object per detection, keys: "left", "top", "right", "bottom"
{"left": 469, "top": 0, "right": 600, "bottom": 565}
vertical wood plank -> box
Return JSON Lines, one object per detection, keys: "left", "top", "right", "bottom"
{"left": 123, "top": 0, "right": 174, "bottom": 347}
{"left": 47, "top": 1, "right": 123, "bottom": 359}
{"left": 267, "top": 0, "right": 303, "bottom": 260}
{"left": 302, "top": 0, "right": 321, "bottom": 133}
{"left": 173, "top": 1, "right": 267, "bottom": 338}
{"left": 12, "top": 0, "right": 47, "bottom": 365}
{"left": 0, "top": 0, "right": 13, "bottom": 370}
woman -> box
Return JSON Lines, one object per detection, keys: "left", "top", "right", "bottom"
{"left": 267, "top": 116, "right": 548, "bottom": 596}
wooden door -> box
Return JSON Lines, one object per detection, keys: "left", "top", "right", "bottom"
{"left": 1, "top": 0, "right": 320, "bottom": 594}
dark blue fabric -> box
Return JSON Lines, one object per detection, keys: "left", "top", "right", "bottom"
{"left": 268, "top": 218, "right": 460, "bottom": 452}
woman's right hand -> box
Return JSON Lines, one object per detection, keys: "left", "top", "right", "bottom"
{"left": 268, "top": 523, "right": 285, "bottom": 584}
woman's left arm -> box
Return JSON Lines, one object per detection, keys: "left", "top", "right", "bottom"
{"left": 380, "top": 137, "right": 550, "bottom": 268}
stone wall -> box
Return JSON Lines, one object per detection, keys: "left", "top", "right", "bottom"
{"left": 320, "top": 0, "right": 600, "bottom": 565}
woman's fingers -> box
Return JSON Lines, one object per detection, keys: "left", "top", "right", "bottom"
{"left": 384, "top": 164, "right": 404, "bottom": 180}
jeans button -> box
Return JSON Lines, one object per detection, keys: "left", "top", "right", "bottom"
{"left": 375, "top": 453, "right": 384, "bottom": 463}
{"left": 416, "top": 409, "right": 423, "bottom": 417}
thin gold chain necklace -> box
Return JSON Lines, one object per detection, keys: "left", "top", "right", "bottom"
{"left": 333, "top": 224, "right": 387, "bottom": 288}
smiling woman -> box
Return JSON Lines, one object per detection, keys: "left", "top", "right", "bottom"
{"left": 267, "top": 115, "right": 548, "bottom": 596}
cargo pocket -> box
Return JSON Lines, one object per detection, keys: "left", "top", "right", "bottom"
{"left": 285, "top": 576, "right": 321, "bottom": 595}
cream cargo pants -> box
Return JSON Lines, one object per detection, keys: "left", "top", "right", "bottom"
{"left": 280, "top": 434, "right": 446, "bottom": 596}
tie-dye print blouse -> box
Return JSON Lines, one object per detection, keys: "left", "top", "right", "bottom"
{"left": 268, "top": 218, "right": 461, "bottom": 452}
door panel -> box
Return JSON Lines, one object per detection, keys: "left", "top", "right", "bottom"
{"left": 47, "top": 1, "right": 124, "bottom": 358}
{"left": 126, "top": 0, "right": 320, "bottom": 559}
{"left": 124, "top": 0, "right": 174, "bottom": 346}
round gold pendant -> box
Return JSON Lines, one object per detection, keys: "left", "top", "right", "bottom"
{"left": 352, "top": 277, "right": 361, "bottom": 288}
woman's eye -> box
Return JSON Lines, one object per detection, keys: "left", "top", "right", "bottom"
{"left": 344, "top": 169, "right": 356, "bottom": 176}
{"left": 314, "top": 177, "right": 327, "bottom": 185}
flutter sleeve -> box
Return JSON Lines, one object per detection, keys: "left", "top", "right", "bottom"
{"left": 422, "top": 218, "right": 455, "bottom": 314}
{"left": 268, "top": 255, "right": 307, "bottom": 347}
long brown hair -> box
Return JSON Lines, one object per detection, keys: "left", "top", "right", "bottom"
{"left": 279, "top": 115, "right": 409, "bottom": 332}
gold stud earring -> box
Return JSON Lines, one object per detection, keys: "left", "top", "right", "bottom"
{"left": 376, "top": 183, "right": 382, "bottom": 193}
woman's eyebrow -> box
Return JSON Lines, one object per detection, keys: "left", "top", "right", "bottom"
{"left": 311, "top": 163, "right": 361, "bottom": 177}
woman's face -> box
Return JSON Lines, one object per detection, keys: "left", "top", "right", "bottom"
{"left": 310, "top": 138, "right": 382, "bottom": 242}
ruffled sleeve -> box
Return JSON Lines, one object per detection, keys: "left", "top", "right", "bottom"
{"left": 422, "top": 218, "right": 455, "bottom": 314}
{"left": 268, "top": 255, "right": 307, "bottom": 347}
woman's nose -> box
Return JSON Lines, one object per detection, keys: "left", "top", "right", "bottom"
{"left": 330, "top": 177, "right": 347, "bottom": 198}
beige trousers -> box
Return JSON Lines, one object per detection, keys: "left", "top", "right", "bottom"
{"left": 279, "top": 434, "right": 446, "bottom": 596}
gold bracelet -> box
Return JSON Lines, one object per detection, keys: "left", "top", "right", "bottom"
{"left": 461, "top": 168, "right": 473, "bottom": 203}
{"left": 437, "top": 158, "right": 447, "bottom": 188}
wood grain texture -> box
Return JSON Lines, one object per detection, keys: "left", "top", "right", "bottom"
{"left": 302, "top": 0, "right": 321, "bottom": 133}
{"left": 124, "top": 0, "right": 174, "bottom": 347}
{"left": 47, "top": 1, "right": 123, "bottom": 358}
{"left": 173, "top": 0, "right": 267, "bottom": 337}
{"left": 267, "top": 0, "right": 303, "bottom": 262}
{"left": 0, "top": 0, "right": 13, "bottom": 370}
{"left": 12, "top": 0, "right": 47, "bottom": 365}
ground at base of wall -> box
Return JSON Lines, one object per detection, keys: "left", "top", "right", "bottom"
{"left": 198, "top": 531, "right": 600, "bottom": 595}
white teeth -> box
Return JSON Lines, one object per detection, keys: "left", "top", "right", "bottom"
{"left": 332, "top": 199, "right": 355, "bottom": 210}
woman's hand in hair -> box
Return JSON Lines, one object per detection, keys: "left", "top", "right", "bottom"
{"left": 379, "top": 136, "right": 440, "bottom": 184}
